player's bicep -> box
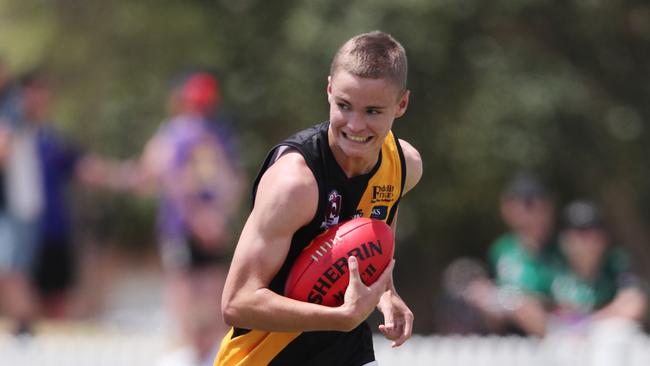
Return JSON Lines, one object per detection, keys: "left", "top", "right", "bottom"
{"left": 224, "top": 153, "right": 318, "bottom": 296}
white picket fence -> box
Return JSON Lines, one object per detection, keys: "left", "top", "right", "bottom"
{"left": 0, "top": 329, "right": 165, "bottom": 366}
{"left": 374, "top": 333, "right": 650, "bottom": 366}
{"left": 2, "top": 328, "right": 650, "bottom": 366}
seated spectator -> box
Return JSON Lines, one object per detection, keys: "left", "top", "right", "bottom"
{"left": 436, "top": 257, "right": 499, "bottom": 335}
{"left": 463, "top": 172, "right": 561, "bottom": 336}
{"left": 549, "top": 200, "right": 647, "bottom": 331}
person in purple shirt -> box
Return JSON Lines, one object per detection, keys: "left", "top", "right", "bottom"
{"left": 134, "top": 72, "right": 244, "bottom": 364}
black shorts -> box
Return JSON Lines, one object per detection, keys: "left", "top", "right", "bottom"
{"left": 187, "top": 234, "right": 229, "bottom": 268}
{"left": 32, "top": 236, "right": 76, "bottom": 295}
{"left": 160, "top": 233, "right": 229, "bottom": 272}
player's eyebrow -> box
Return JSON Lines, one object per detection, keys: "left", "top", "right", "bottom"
{"left": 334, "top": 96, "right": 387, "bottom": 110}
{"left": 333, "top": 96, "right": 350, "bottom": 104}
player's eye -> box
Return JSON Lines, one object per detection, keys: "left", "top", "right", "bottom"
{"left": 366, "top": 108, "right": 381, "bottom": 115}
{"left": 337, "top": 102, "right": 350, "bottom": 111}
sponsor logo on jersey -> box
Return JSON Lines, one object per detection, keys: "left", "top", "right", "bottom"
{"left": 371, "top": 184, "right": 395, "bottom": 203}
{"left": 321, "top": 190, "right": 342, "bottom": 228}
{"left": 370, "top": 205, "right": 388, "bottom": 220}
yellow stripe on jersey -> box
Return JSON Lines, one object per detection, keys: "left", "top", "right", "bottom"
{"left": 214, "top": 328, "right": 302, "bottom": 366}
{"left": 355, "top": 131, "right": 403, "bottom": 224}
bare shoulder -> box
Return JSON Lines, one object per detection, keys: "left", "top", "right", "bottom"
{"left": 254, "top": 150, "right": 319, "bottom": 230}
{"left": 398, "top": 138, "right": 423, "bottom": 194}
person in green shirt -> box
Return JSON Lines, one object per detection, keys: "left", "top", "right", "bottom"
{"left": 549, "top": 200, "right": 647, "bottom": 330}
{"left": 464, "top": 172, "right": 562, "bottom": 336}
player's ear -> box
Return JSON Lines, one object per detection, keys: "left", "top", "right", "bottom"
{"left": 327, "top": 76, "right": 333, "bottom": 102}
{"left": 394, "top": 89, "right": 409, "bottom": 118}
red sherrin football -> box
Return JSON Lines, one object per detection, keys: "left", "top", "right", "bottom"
{"left": 284, "top": 218, "right": 394, "bottom": 307}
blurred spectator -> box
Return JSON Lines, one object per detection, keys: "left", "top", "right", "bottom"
{"left": 0, "top": 70, "right": 120, "bottom": 330}
{"left": 462, "top": 172, "right": 561, "bottom": 336}
{"left": 9, "top": 71, "right": 77, "bottom": 320}
{"left": 0, "top": 55, "right": 21, "bottom": 124}
{"left": 0, "top": 56, "right": 14, "bottom": 119}
{"left": 435, "top": 257, "right": 499, "bottom": 334}
{"left": 0, "top": 55, "right": 16, "bottom": 202}
{"left": 132, "top": 72, "right": 244, "bottom": 365}
{"left": 548, "top": 200, "right": 647, "bottom": 332}
{"left": 0, "top": 56, "right": 8, "bottom": 97}
{"left": 0, "top": 57, "right": 38, "bottom": 336}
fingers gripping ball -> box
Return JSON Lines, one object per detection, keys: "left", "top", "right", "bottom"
{"left": 285, "top": 218, "right": 395, "bottom": 307}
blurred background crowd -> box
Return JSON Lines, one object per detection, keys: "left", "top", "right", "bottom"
{"left": 0, "top": 58, "right": 245, "bottom": 364}
{"left": 436, "top": 173, "right": 647, "bottom": 337}
{"left": 1, "top": 0, "right": 649, "bottom": 365}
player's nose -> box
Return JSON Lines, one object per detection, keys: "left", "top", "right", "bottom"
{"left": 346, "top": 113, "right": 366, "bottom": 132}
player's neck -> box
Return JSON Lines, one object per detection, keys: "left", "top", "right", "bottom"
{"left": 330, "top": 147, "right": 379, "bottom": 178}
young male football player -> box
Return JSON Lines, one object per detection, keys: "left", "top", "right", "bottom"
{"left": 216, "top": 31, "right": 423, "bottom": 366}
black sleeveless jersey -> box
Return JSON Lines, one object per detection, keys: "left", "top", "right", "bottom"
{"left": 215, "top": 121, "right": 406, "bottom": 366}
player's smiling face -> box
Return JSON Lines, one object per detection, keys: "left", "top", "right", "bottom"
{"left": 327, "top": 71, "right": 409, "bottom": 174}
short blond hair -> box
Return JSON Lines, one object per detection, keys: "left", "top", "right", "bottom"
{"left": 330, "top": 31, "right": 408, "bottom": 95}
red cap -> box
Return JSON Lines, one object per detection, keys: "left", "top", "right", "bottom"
{"left": 182, "top": 72, "right": 220, "bottom": 111}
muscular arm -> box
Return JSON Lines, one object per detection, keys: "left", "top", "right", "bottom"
{"left": 221, "top": 151, "right": 392, "bottom": 332}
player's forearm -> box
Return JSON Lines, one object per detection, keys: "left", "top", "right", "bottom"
{"left": 222, "top": 287, "right": 357, "bottom": 332}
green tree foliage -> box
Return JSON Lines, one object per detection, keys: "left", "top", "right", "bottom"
{"left": 1, "top": 0, "right": 648, "bottom": 332}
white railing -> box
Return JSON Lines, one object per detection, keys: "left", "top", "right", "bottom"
{"left": 373, "top": 319, "right": 650, "bottom": 366}
{"left": 1, "top": 325, "right": 649, "bottom": 366}
{"left": 0, "top": 331, "right": 165, "bottom": 366}
{"left": 374, "top": 334, "right": 650, "bottom": 366}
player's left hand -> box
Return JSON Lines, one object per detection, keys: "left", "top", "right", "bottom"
{"left": 377, "top": 289, "right": 413, "bottom": 347}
